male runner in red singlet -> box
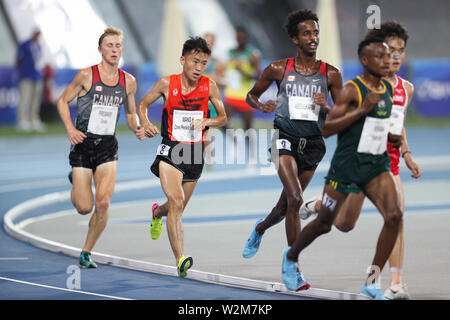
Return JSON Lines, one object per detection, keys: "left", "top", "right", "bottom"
{"left": 299, "top": 22, "right": 421, "bottom": 299}
{"left": 137, "top": 37, "right": 227, "bottom": 278}
{"left": 57, "top": 27, "right": 146, "bottom": 268}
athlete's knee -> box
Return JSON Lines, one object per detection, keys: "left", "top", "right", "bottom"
{"left": 316, "top": 218, "right": 333, "bottom": 235}
{"left": 75, "top": 203, "right": 93, "bottom": 215}
{"left": 95, "top": 196, "right": 111, "bottom": 213}
{"left": 71, "top": 193, "right": 93, "bottom": 215}
{"left": 286, "top": 191, "right": 303, "bottom": 211}
{"left": 384, "top": 208, "right": 403, "bottom": 230}
{"left": 168, "top": 196, "right": 185, "bottom": 213}
{"left": 334, "top": 219, "right": 356, "bottom": 233}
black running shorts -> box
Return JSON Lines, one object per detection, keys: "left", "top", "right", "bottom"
{"left": 69, "top": 135, "right": 118, "bottom": 171}
{"left": 151, "top": 138, "right": 204, "bottom": 182}
{"left": 270, "top": 129, "right": 326, "bottom": 173}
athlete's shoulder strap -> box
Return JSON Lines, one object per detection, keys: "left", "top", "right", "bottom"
{"left": 168, "top": 74, "right": 180, "bottom": 89}
{"left": 318, "top": 61, "right": 327, "bottom": 77}
{"left": 199, "top": 75, "right": 210, "bottom": 87}
{"left": 284, "top": 57, "right": 295, "bottom": 74}
{"left": 347, "top": 78, "right": 363, "bottom": 108}
{"left": 92, "top": 65, "right": 100, "bottom": 84}
{"left": 118, "top": 68, "right": 126, "bottom": 88}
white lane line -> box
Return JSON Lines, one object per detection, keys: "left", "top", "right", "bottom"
{"left": 0, "top": 276, "right": 133, "bottom": 300}
{"left": 0, "top": 257, "right": 29, "bottom": 261}
{"left": 4, "top": 169, "right": 368, "bottom": 300}
{"left": 2, "top": 154, "right": 450, "bottom": 193}
{"left": 0, "top": 179, "right": 67, "bottom": 193}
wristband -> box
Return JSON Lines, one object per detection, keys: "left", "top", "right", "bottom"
{"left": 401, "top": 150, "right": 411, "bottom": 158}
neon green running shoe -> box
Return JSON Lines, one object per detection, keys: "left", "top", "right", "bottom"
{"left": 177, "top": 256, "right": 193, "bottom": 278}
{"left": 79, "top": 251, "right": 97, "bottom": 268}
{"left": 150, "top": 203, "right": 162, "bottom": 240}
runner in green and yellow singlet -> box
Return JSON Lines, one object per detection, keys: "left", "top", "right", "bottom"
{"left": 224, "top": 26, "right": 261, "bottom": 131}
{"left": 325, "top": 75, "right": 394, "bottom": 192}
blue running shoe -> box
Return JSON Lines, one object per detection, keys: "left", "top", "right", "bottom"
{"left": 282, "top": 247, "right": 298, "bottom": 291}
{"left": 242, "top": 218, "right": 264, "bottom": 258}
{"left": 361, "top": 283, "right": 388, "bottom": 300}
{"left": 296, "top": 271, "right": 311, "bottom": 291}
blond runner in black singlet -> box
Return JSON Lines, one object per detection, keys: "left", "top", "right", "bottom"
{"left": 56, "top": 27, "right": 145, "bottom": 268}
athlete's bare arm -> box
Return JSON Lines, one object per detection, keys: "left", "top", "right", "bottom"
{"left": 327, "top": 65, "right": 344, "bottom": 107}
{"left": 56, "top": 68, "right": 91, "bottom": 145}
{"left": 192, "top": 80, "right": 227, "bottom": 130}
{"left": 322, "top": 83, "right": 380, "bottom": 137}
{"left": 246, "top": 60, "right": 285, "bottom": 113}
{"left": 137, "top": 77, "right": 170, "bottom": 138}
{"left": 313, "top": 64, "right": 344, "bottom": 112}
{"left": 123, "top": 73, "right": 145, "bottom": 140}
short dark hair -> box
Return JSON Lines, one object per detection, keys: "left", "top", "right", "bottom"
{"left": 182, "top": 37, "right": 211, "bottom": 56}
{"left": 368, "top": 21, "right": 409, "bottom": 45}
{"left": 284, "top": 9, "right": 319, "bottom": 38}
{"left": 357, "top": 36, "right": 385, "bottom": 57}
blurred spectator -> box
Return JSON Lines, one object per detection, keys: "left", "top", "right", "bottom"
{"left": 224, "top": 26, "right": 261, "bottom": 164}
{"left": 15, "top": 29, "right": 45, "bottom": 132}
{"left": 224, "top": 26, "right": 261, "bottom": 130}
{"left": 40, "top": 63, "right": 58, "bottom": 122}
{"left": 203, "top": 33, "right": 227, "bottom": 91}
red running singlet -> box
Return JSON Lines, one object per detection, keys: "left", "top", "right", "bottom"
{"left": 387, "top": 75, "right": 409, "bottom": 175}
{"left": 161, "top": 74, "right": 210, "bottom": 144}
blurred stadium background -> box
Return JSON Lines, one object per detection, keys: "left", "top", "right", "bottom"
{"left": 0, "top": 0, "right": 449, "bottom": 130}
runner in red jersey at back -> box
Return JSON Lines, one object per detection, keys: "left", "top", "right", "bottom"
{"left": 387, "top": 74, "right": 409, "bottom": 175}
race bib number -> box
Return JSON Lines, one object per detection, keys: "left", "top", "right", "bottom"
{"left": 357, "top": 117, "right": 389, "bottom": 155}
{"left": 288, "top": 96, "right": 320, "bottom": 121}
{"left": 322, "top": 193, "right": 337, "bottom": 212}
{"left": 87, "top": 104, "right": 118, "bottom": 135}
{"left": 389, "top": 105, "right": 405, "bottom": 135}
{"left": 226, "top": 69, "right": 242, "bottom": 91}
{"left": 156, "top": 144, "right": 170, "bottom": 156}
{"left": 276, "top": 139, "right": 291, "bottom": 151}
{"left": 172, "top": 110, "right": 204, "bottom": 143}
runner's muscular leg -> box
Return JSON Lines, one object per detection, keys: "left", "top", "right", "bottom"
{"left": 159, "top": 161, "right": 185, "bottom": 265}
{"left": 364, "top": 171, "right": 403, "bottom": 283}
{"left": 288, "top": 184, "right": 347, "bottom": 261}
{"left": 276, "top": 155, "right": 304, "bottom": 246}
{"left": 333, "top": 191, "right": 366, "bottom": 232}
{"left": 256, "top": 169, "right": 315, "bottom": 234}
{"left": 389, "top": 174, "right": 405, "bottom": 284}
{"left": 153, "top": 180, "right": 198, "bottom": 218}
{"left": 82, "top": 161, "right": 117, "bottom": 253}
{"left": 71, "top": 167, "right": 94, "bottom": 215}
